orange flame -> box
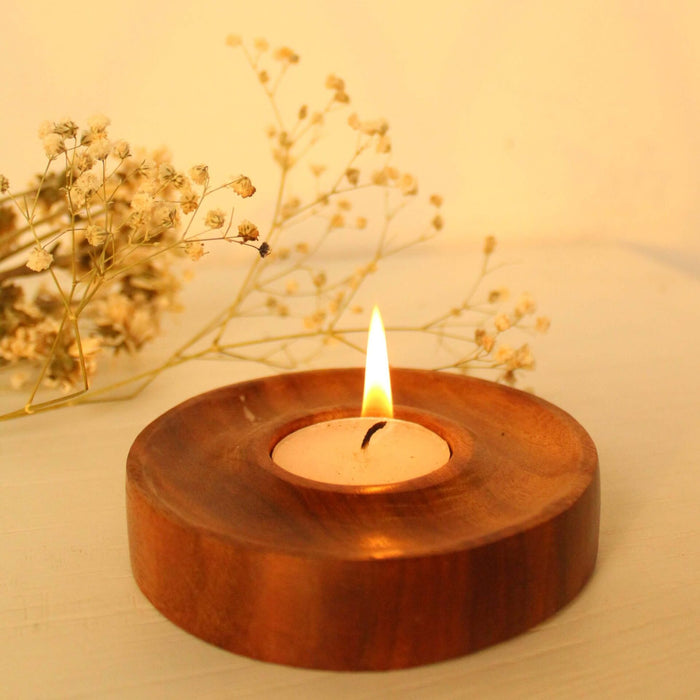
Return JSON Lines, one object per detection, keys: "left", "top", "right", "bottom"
{"left": 361, "top": 306, "right": 393, "bottom": 418}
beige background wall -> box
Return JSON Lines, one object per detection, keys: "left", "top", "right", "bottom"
{"left": 2, "top": 0, "right": 698, "bottom": 251}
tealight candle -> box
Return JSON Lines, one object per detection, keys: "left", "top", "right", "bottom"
{"left": 272, "top": 307, "right": 451, "bottom": 485}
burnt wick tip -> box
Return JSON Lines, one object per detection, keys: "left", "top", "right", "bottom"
{"left": 361, "top": 420, "right": 388, "bottom": 450}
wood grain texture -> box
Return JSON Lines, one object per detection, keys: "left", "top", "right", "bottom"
{"left": 126, "top": 368, "right": 599, "bottom": 670}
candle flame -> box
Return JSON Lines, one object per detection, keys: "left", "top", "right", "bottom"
{"left": 362, "top": 306, "right": 393, "bottom": 418}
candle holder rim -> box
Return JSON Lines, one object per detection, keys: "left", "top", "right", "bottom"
{"left": 127, "top": 368, "right": 598, "bottom": 559}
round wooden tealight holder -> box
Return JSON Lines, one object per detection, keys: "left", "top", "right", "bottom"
{"left": 126, "top": 368, "right": 599, "bottom": 671}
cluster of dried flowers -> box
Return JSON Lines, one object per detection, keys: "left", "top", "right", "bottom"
{"left": 0, "top": 115, "right": 267, "bottom": 415}
{"left": 0, "top": 37, "right": 548, "bottom": 420}
{"left": 422, "top": 234, "right": 550, "bottom": 385}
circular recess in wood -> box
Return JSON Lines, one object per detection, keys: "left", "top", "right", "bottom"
{"left": 126, "top": 368, "right": 599, "bottom": 670}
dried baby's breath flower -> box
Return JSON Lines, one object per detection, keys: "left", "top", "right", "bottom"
{"left": 0, "top": 175, "right": 9, "bottom": 194}
{"left": 371, "top": 169, "right": 388, "bottom": 186}
{"left": 326, "top": 74, "right": 345, "bottom": 91}
{"left": 488, "top": 288, "right": 509, "bottom": 303}
{"left": 96, "top": 293, "right": 129, "bottom": 327}
{"left": 494, "top": 344, "right": 514, "bottom": 364}
{"left": 330, "top": 213, "right": 344, "bottom": 228}
{"left": 502, "top": 370, "right": 517, "bottom": 385}
{"left": 0, "top": 321, "right": 58, "bottom": 363}
{"left": 112, "top": 140, "right": 130, "bottom": 160}
{"left": 237, "top": 219, "right": 259, "bottom": 241}
{"left": 295, "top": 242, "right": 309, "bottom": 255}
{"left": 253, "top": 37, "right": 269, "bottom": 52}
{"left": 304, "top": 309, "right": 326, "bottom": 329}
{"left": 313, "top": 272, "right": 326, "bottom": 288}
{"left": 87, "top": 137, "right": 112, "bottom": 161}
{"left": 274, "top": 46, "right": 299, "bottom": 63}
{"left": 345, "top": 168, "right": 359, "bottom": 185}
{"left": 85, "top": 225, "right": 107, "bottom": 246}
{"left": 309, "top": 164, "right": 325, "bottom": 177}
{"left": 429, "top": 194, "right": 443, "bottom": 207}
{"left": 376, "top": 134, "right": 391, "bottom": 154}
{"left": 131, "top": 191, "right": 154, "bottom": 213}
{"left": 484, "top": 235, "right": 496, "bottom": 255}
{"left": 475, "top": 328, "right": 496, "bottom": 352}
{"left": 515, "top": 292, "right": 536, "bottom": 317}
{"left": 337, "top": 199, "right": 352, "bottom": 211}
{"left": 87, "top": 114, "right": 111, "bottom": 133}
{"left": 74, "top": 152, "right": 94, "bottom": 173}
{"left": 514, "top": 344, "right": 535, "bottom": 370}
{"left": 334, "top": 91, "right": 350, "bottom": 104}
{"left": 258, "top": 70, "right": 270, "bottom": 84}
{"left": 54, "top": 120, "right": 78, "bottom": 139}
{"left": 494, "top": 314, "right": 511, "bottom": 332}
{"left": 185, "top": 241, "right": 205, "bottom": 261}
{"left": 172, "top": 173, "right": 188, "bottom": 191}
{"left": 535, "top": 316, "right": 551, "bottom": 333}
{"left": 298, "top": 105, "right": 308, "bottom": 120}
{"left": 230, "top": 175, "right": 256, "bottom": 198}
{"left": 355, "top": 216, "right": 367, "bottom": 229}
{"left": 358, "top": 118, "right": 388, "bottom": 136}
{"left": 136, "top": 158, "right": 157, "bottom": 178}
{"left": 92, "top": 294, "right": 157, "bottom": 354}
{"left": 72, "top": 171, "right": 100, "bottom": 203}
{"left": 285, "top": 279, "right": 299, "bottom": 294}
{"left": 158, "top": 163, "right": 178, "bottom": 184}
{"left": 205, "top": 209, "right": 226, "bottom": 229}
{"left": 189, "top": 164, "right": 209, "bottom": 185}
{"left": 154, "top": 204, "right": 178, "bottom": 229}
{"left": 431, "top": 215, "right": 443, "bottom": 231}
{"left": 26, "top": 246, "right": 53, "bottom": 272}
{"left": 399, "top": 174, "right": 418, "bottom": 196}
{"left": 225, "top": 34, "right": 242, "bottom": 47}
{"left": 179, "top": 188, "right": 199, "bottom": 214}
{"left": 43, "top": 134, "right": 64, "bottom": 159}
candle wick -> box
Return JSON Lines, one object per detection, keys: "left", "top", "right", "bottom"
{"left": 361, "top": 421, "right": 387, "bottom": 450}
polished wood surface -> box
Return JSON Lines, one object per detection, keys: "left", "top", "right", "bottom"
{"left": 126, "top": 369, "right": 599, "bottom": 670}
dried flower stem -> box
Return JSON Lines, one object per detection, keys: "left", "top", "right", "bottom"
{"left": 0, "top": 38, "right": 548, "bottom": 421}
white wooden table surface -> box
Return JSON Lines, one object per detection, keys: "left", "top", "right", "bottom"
{"left": 1, "top": 239, "right": 698, "bottom": 699}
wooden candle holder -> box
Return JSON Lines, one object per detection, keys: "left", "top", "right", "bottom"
{"left": 126, "top": 369, "right": 599, "bottom": 670}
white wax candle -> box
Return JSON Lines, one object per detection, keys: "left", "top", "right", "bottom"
{"left": 272, "top": 416, "right": 450, "bottom": 486}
